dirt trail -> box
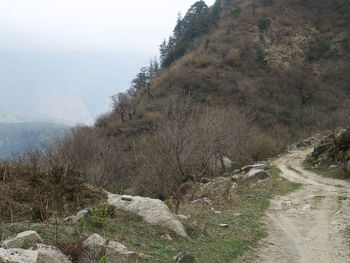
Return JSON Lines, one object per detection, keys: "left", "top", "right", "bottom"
{"left": 254, "top": 147, "right": 350, "bottom": 263}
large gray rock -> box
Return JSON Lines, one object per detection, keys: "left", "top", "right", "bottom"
{"left": 1, "top": 231, "right": 42, "bottom": 249}
{"left": 173, "top": 251, "right": 196, "bottom": 263}
{"left": 62, "top": 208, "right": 91, "bottom": 224}
{"left": 34, "top": 244, "right": 72, "bottom": 263}
{"left": 108, "top": 194, "right": 187, "bottom": 237}
{"left": 245, "top": 169, "right": 270, "bottom": 182}
{"left": 77, "top": 234, "right": 137, "bottom": 263}
{"left": 0, "top": 248, "right": 38, "bottom": 263}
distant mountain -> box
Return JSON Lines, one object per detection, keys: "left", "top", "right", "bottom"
{"left": 0, "top": 122, "right": 69, "bottom": 159}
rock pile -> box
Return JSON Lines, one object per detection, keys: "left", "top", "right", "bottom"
{"left": 0, "top": 231, "right": 138, "bottom": 263}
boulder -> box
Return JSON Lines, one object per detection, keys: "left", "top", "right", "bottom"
{"left": 0, "top": 248, "right": 38, "bottom": 263}
{"left": 108, "top": 194, "right": 187, "bottom": 237}
{"left": 173, "top": 251, "right": 196, "bottom": 263}
{"left": 245, "top": 169, "right": 270, "bottom": 182}
{"left": 34, "top": 244, "right": 72, "bottom": 263}
{"left": 77, "top": 234, "right": 137, "bottom": 263}
{"left": 312, "top": 143, "right": 332, "bottom": 157}
{"left": 1, "top": 231, "right": 42, "bottom": 249}
{"left": 63, "top": 208, "right": 91, "bottom": 224}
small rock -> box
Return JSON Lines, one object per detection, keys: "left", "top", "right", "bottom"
{"left": 161, "top": 234, "right": 173, "bottom": 241}
{"left": 233, "top": 169, "right": 241, "bottom": 173}
{"left": 200, "top": 177, "right": 211, "bottom": 184}
{"left": 63, "top": 208, "right": 91, "bottom": 224}
{"left": 1, "top": 230, "right": 42, "bottom": 249}
{"left": 173, "top": 251, "right": 196, "bottom": 263}
{"left": 121, "top": 195, "right": 133, "bottom": 201}
{"left": 219, "top": 224, "right": 229, "bottom": 228}
{"left": 214, "top": 211, "right": 221, "bottom": 214}
{"left": 233, "top": 213, "right": 241, "bottom": 217}
{"left": 177, "top": 215, "right": 188, "bottom": 220}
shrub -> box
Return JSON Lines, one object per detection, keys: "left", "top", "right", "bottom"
{"left": 307, "top": 38, "right": 330, "bottom": 61}
{"left": 256, "top": 48, "right": 268, "bottom": 66}
{"left": 258, "top": 13, "right": 272, "bottom": 30}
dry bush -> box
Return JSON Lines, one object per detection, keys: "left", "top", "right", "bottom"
{"left": 51, "top": 126, "right": 133, "bottom": 192}
{"left": 0, "top": 150, "right": 106, "bottom": 223}
{"left": 133, "top": 96, "right": 257, "bottom": 203}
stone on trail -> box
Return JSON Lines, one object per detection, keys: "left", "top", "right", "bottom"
{"left": 108, "top": 194, "right": 188, "bottom": 237}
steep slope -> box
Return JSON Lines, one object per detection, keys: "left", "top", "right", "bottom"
{"left": 98, "top": 0, "right": 350, "bottom": 138}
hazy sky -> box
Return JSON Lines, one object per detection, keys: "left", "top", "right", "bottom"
{"left": 0, "top": 0, "right": 215, "bottom": 124}
{"left": 0, "top": 0, "right": 215, "bottom": 53}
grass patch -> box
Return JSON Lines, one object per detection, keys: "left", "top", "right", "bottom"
{"left": 0, "top": 166, "right": 301, "bottom": 263}
{"left": 287, "top": 165, "right": 302, "bottom": 175}
{"left": 303, "top": 162, "right": 350, "bottom": 181}
{"left": 338, "top": 196, "right": 348, "bottom": 201}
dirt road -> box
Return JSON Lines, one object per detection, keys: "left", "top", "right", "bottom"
{"left": 255, "top": 147, "right": 350, "bottom": 263}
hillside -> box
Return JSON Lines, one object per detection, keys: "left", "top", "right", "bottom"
{"left": 98, "top": 0, "right": 350, "bottom": 139}
{"left": 0, "top": 122, "right": 68, "bottom": 159}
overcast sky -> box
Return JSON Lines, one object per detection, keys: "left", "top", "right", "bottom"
{"left": 0, "top": 0, "right": 215, "bottom": 124}
{"left": 0, "top": 0, "right": 215, "bottom": 54}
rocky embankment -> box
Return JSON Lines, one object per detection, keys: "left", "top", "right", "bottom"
{"left": 307, "top": 128, "right": 350, "bottom": 175}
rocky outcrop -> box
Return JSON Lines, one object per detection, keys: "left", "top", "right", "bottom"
{"left": 1, "top": 231, "right": 42, "bottom": 249}
{"left": 77, "top": 234, "right": 137, "bottom": 263}
{"left": 0, "top": 231, "right": 72, "bottom": 263}
{"left": 308, "top": 129, "right": 350, "bottom": 174}
{"left": 108, "top": 194, "right": 188, "bottom": 238}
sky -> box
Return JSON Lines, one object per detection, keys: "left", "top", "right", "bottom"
{"left": 0, "top": 0, "right": 215, "bottom": 124}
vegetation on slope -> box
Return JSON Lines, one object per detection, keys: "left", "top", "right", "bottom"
{"left": 1, "top": 166, "right": 300, "bottom": 263}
